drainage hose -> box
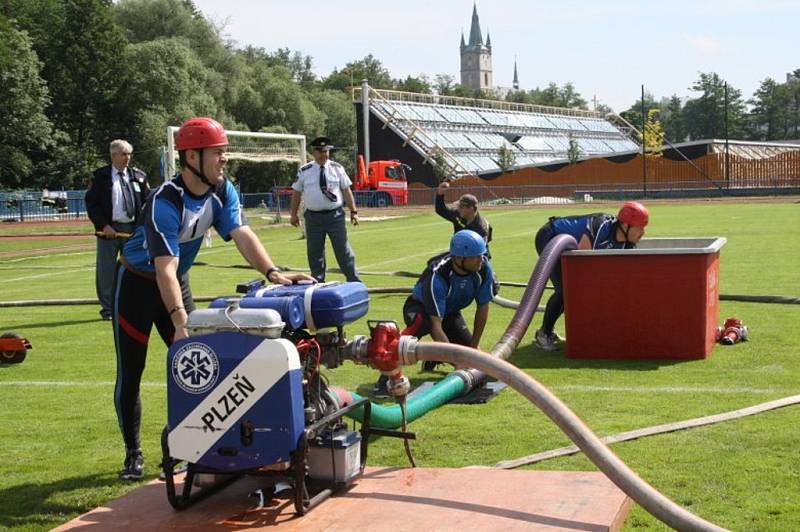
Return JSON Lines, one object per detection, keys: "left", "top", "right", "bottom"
{"left": 408, "top": 340, "right": 726, "bottom": 532}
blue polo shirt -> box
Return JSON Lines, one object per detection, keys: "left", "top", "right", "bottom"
{"left": 412, "top": 254, "right": 495, "bottom": 317}
{"left": 549, "top": 213, "right": 634, "bottom": 250}
{"left": 123, "top": 176, "right": 244, "bottom": 275}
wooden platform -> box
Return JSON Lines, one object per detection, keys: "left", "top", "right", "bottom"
{"left": 56, "top": 467, "right": 631, "bottom": 531}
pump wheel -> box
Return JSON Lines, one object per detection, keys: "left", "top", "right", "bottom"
{"left": 0, "top": 332, "right": 27, "bottom": 364}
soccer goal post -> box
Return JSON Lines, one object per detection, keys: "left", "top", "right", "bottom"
{"left": 164, "top": 126, "right": 307, "bottom": 178}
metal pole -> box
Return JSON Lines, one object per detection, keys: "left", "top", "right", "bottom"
{"left": 361, "top": 79, "right": 371, "bottom": 169}
{"left": 724, "top": 82, "right": 730, "bottom": 191}
{"left": 641, "top": 85, "right": 647, "bottom": 198}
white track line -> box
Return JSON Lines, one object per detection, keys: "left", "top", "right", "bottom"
{"left": 0, "top": 267, "right": 93, "bottom": 283}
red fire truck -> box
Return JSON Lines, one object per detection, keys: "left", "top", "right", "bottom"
{"left": 353, "top": 155, "right": 409, "bottom": 207}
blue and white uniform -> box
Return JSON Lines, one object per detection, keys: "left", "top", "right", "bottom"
{"left": 123, "top": 176, "right": 244, "bottom": 274}
{"left": 113, "top": 175, "right": 245, "bottom": 455}
{"left": 403, "top": 253, "right": 496, "bottom": 346}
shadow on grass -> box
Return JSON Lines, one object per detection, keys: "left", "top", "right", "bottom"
{"left": 511, "top": 344, "right": 687, "bottom": 371}
{"left": 0, "top": 472, "right": 125, "bottom": 529}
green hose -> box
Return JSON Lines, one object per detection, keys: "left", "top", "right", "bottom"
{"left": 344, "top": 373, "right": 467, "bottom": 428}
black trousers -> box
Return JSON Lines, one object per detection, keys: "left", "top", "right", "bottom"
{"left": 535, "top": 224, "right": 563, "bottom": 335}
{"left": 112, "top": 265, "right": 194, "bottom": 452}
{"left": 401, "top": 296, "right": 472, "bottom": 346}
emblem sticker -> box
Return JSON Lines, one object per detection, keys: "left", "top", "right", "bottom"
{"left": 171, "top": 342, "right": 220, "bottom": 394}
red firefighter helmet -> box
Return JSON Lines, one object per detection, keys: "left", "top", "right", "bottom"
{"left": 617, "top": 201, "right": 649, "bottom": 227}
{"left": 175, "top": 117, "right": 228, "bottom": 151}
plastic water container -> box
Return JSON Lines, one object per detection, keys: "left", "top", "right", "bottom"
{"left": 245, "top": 281, "right": 369, "bottom": 330}
{"left": 562, "top": 237, "right": 726, "bottom": 360}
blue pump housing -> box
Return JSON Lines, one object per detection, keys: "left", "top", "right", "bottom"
{"left": 211, "top": 281, "right": 369, "bottom": 330}
{"left": 166, "top": 332, "right": 304, "bottom": 471}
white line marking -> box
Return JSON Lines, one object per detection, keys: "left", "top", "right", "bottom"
{"left": 0, "top": 267, "right": 94, "bottom": 283}
{"left": 0, "top": 381, "right": 166, "bottom": 387}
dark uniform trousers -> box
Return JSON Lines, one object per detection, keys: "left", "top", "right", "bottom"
{"left": 304, "top": 207, "right": 360, "bottom": 283}
{"left": 535, "top": 223, "right": 563, "bottom": 334}
{"left": 401, "top": 296, "right": 472, "bottom": 346}
{"left": 96, "top": 222, "right": 135, "bottom": 317}
{"left": 112, "top": 264, "right": 195, "bottom": 452}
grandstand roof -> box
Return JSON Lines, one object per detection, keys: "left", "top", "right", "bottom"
{"left": 355, "top": 87, "right": 641, "bottom": 176}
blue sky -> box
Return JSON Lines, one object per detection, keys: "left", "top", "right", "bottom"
{"left": 191, "top": 0, "right": 800, "bottom": 112}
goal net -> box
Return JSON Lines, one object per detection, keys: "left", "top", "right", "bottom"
{"left": 165, "top": 127, "right": 307, "bottom": 178}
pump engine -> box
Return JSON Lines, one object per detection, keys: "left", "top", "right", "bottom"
{"left": 161, "top": 280, "right": 403, "bottom": 514}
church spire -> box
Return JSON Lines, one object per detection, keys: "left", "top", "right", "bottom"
{"left": 513, "top": 56, "right": 519, "bottom": 90}
{"left": 468, "top": 2, "right": 483, "bottom": 47}
{"left": 460, "top": 31, "right": 466, "bottom": 49}
{"left": 486, "top": 30, "right": 491, "bottom": 49}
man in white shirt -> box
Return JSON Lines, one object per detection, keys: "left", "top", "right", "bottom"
{"left": 289, "top": 137, "right": 361, "bottom": 282}
{"left": 86, "top": 140, "right": 149, "bottom": 320}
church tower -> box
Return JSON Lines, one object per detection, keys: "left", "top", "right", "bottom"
{"left": 459, "top": 3, "right": 492, "bottom": 91}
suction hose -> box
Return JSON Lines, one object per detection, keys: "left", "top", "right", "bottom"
{"left": 340, "top": 234, "right": 576, "bottom": 428}
{"left": 406, "top": 340, "right": 726, "bottom": 532}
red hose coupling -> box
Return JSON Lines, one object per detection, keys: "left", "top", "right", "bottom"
{"left": 367, "top": 320, "right": 401, "bottom": 372}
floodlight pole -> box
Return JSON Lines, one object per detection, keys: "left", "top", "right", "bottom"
{"left": 724, "top": 82, "right": 730, "bottom": 191}
{"left": 641, "top": 85, "right": 647, "bottom": 198}
{"left": 362, "top": 79, "right": 371, "bottom": 169}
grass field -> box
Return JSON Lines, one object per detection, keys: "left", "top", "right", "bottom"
{"left": 1, "top": 200, "right": 799, "bottom": 531}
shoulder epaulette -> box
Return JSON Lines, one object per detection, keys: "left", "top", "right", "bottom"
{"left": 329, "top": 161, "right": 343, "bottom": 168}
{"left": 299, "top": 162, "right": 313, "bottom": 171}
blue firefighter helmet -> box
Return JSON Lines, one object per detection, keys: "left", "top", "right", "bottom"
{"left": 450, "top": 230, "right": 486, "bottom": 257}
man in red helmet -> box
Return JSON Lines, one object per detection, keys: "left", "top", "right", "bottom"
{"left": 533, "top": 201, "right": 649, "bottom": 351}
{"left": 112, "top": 117, "right": 313, "bottom": 481}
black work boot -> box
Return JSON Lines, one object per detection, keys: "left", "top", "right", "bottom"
{"left": 119, "top": 449, "right": 144, "bottom": 481}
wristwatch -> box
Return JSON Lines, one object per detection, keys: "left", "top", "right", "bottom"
{"left": 265, "top": 266, "right": 282, "bottom": 282}
{"left": 351, "top": 210, "right": 358, "bottom": 215}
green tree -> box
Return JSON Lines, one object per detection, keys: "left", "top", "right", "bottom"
{"left": 747, "top": 77, "right": 791, "bottom": 140}
{"left": 496, "top": 144, "right": 516, "bottom": 172}
{"left": 434, "top": 73, "right": 456, "bottom": 95}
{"left": 661, "top": 95, "right": 687, "bottom": 143}
{"left": 394, "top": 75, "right": 432, "bottom": 94}
{"left": 681, "top": 72, "right": 745, "bottom": 140}
{"left": 47, "top": 0, "right": 127, "bottom": 185}
{"left": 322, "top": 54, "right": 393, "bottom": 92}
{"left": 506, "top": 82, "right": 587, "bottom": 109}
{"left": 0, "top": 17, "right": 53, "bottom": 188}
{"left": 619, "top": 91, "right": 658, "bottom": 135}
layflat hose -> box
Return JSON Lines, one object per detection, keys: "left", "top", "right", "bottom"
{"left": 411, "top": 341, "right": 727, "bottom": 532}
{"left": 341, "top": 374, "right": 467, "bottom": 428}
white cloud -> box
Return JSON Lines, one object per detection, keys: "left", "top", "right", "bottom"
{"left": 683, "top": 34, "right": 722, "bottom": 55}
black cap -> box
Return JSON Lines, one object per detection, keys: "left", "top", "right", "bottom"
{"left": 310, "top": 136, "right": 333, "bottom": 150}
{"left": 458, "top": 194, "right": 478, "bottom": 208}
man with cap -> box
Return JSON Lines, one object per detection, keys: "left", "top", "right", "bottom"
{"left": 435, "top": 180, "right": 492, "bottom": 256}
{"left": 290, "top": 137, "right": 361, "bottom": 282}
{"left": 112, "top": 117, "right": 314, "bottom": 481}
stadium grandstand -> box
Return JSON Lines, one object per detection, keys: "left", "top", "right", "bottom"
{"left": 353, "top": 82, "right": 640, "bottom": 183}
